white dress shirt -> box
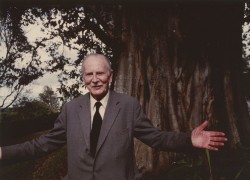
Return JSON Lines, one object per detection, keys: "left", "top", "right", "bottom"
{"left": 90, "top": 91, "right": 109, "bottom": 128}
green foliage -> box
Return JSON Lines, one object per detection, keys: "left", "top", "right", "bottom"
{"left": 205, "top": 149, "right": 212, "bottom": 180}
{"left": 167, "top": 147, "right": 250, "bottom": 180}
{"left": 11, "top": 99, "right": 52, "bottom": 122}
{"left": 1, "top": 95, "right": 59, "bottom": 139}
{"left": 167, "top": 150, "right": 217, "bottom": 180}
{"left": 233, "top": 146, "right": 250, "bottom": 180}
{"left": 167, "top": 153, "right": 205, "bottom": 180}
{"left": 39, "top": 86, "right": 60, "bottom": 112}
{"left": 2, "top": 86, "right": 60, "bottom": 123}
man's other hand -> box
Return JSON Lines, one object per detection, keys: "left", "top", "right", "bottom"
{"left": 191, "top": 120, "right": 228, "bottom": 151}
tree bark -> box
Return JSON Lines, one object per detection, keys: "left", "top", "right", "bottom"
{"left": 113, "top": 2, "right": 249, "bottom": 176}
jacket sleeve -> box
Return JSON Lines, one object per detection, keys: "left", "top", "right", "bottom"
{"left": 1, "top": 104, "right": 68, "bottom": 161}
{"left": 133, "top": 99, "right": 194, "bottom": 153}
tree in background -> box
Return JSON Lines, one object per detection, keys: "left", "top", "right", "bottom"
{"left": 1, "top": 88, "right": 59, "bottom": 141}
{"left": 39, "top": 86, "right": 60, "bottom": 112}
{"left": 0, "top": 2, "right": 249, "bottom": 179}
{"left": 0, "top": 7, "right": 47, "bottom": 109}
{"left": 113, "top": 4, "right": 250, "bottom": 178}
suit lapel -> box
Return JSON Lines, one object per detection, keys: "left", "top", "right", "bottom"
{"left": 96, "top": 91, "right": 120, "bottom": 154}
{"left": 77, "top": 93, "right": 91, "bottom": 150}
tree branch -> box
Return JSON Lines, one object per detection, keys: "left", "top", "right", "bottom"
{"left": 0, "top": 84, "right": 24, "bottom": 110}
{"left": 82, "top": 8, "right": 118, "bottom": 48}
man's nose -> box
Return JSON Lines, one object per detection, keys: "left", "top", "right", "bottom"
{"left": 92, "top": 74, "right": 98, "bottom": 82}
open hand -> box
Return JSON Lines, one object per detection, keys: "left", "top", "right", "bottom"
{"left": 191, "top": 120, "right": 228, "bottom": 151}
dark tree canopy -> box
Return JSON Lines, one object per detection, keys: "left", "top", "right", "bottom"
{"left": 0, "top": 7, "right": 44, "bottom": 109}
{"left": 0, "top": 5, "right": 117, "bottom": 107}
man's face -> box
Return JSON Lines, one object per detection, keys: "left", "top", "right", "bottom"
{"left": 82, "top": 55, "right": 112, "bottom": 100}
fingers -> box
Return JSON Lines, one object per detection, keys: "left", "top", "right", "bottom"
{"left": 192, "top": 120, "right": 228, "bottom": 151}
{"left": 207, "top": 145, "right": 219, "bottom": 151}
{"left": 210, "top": 136, "right": 228, "bottom": 142}
{"left": 209, "top": 141, "right": 225, "bottom": 147}
{"left": 209, "top": 137, "right": 227, "bottom": 147}
{"left": 206, "top": 135, "right": 228, "bottom": 151}
{"left": 207, "top": 142, "right": 225, "bottom": 151}
{"left": 208, "top": 131, "right": 226, "bottom": 137}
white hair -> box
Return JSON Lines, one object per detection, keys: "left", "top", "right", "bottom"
{"left": 82, "top": 53, "right": 113, "bottom": 74}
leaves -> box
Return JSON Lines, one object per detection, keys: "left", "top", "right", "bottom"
{"left": 0, "top": 10, "right": 45, "bottom": 108}
{"left": 0, "top": 5, "right": 116, "bottom": 107}
{"left": 167, "top": 154, "right": 204, "bottom": 180}
{"left": 39, "top": 86, "right": 60, "bottom": 112}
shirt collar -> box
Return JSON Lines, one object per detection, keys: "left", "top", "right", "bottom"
{"left": 90, "top": 91, "right": 110, "bottom": 110}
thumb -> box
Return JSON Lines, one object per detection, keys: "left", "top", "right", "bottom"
{"left": 196, "top": 120, "right": 208, "bottom": 131}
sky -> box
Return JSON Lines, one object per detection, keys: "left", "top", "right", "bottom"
{"left": 0, "top": 16, "right": 88, "bottom": 108}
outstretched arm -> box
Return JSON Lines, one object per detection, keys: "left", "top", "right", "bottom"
{"left": 0, "top": 104, "right": 67, "bottom": 161}
{"left": 191, "top": 120, "right": 228, "bottom": 151}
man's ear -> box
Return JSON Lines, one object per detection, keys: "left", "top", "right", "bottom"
{"left": 109, "top": 72, "right": 113, "bottom": 83}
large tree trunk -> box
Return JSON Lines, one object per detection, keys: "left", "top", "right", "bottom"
{"left": 114, "top": 2, "right": 250, "bottom": 177}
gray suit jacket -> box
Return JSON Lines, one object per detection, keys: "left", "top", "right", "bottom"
{"left": 2, "top": 91, "right": 193, "bottom": 180}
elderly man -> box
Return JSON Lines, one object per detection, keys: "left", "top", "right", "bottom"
{"left": 0, "top": 53, "right": 227, "bottom": 180}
